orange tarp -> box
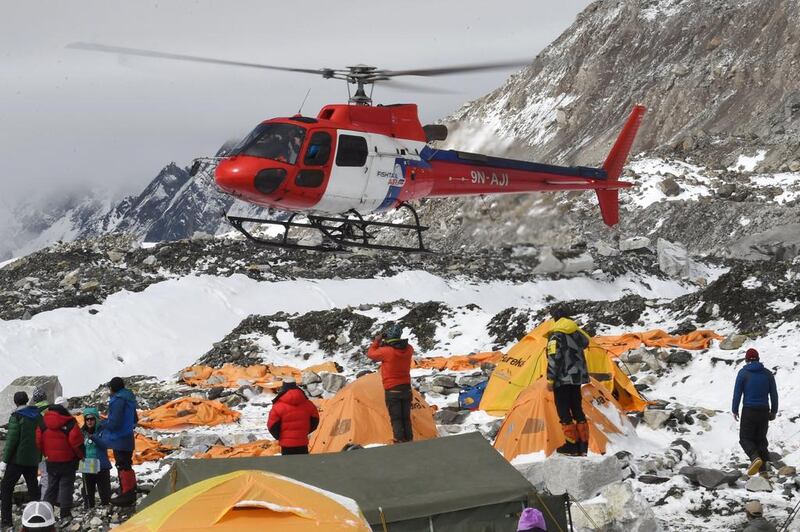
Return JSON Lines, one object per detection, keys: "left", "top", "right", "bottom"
{"left": 593, "top": 329, "right": 722, "bottom": 357}
{"left": 117, "top": 470, "right": 371, "bottom": 531}
{"left": 195, "top": 440, "right": 281, "bottom": 459}
{"left": 493, "top": 378, "right": 637, "bottom": 460}
{"left": 412, "top": 352, "right": 503, "bottom": 371}
{"left": 309, "top": 372, "right": 438, "bottom": 453}
{"left": 181, "top": 362, "right": 340, "bottom": 391}
{"left": 138, "top": 398, "right": 241, "bottom": 429}
{"left": 134, "top": 433, "right": 174, "bottom": 464}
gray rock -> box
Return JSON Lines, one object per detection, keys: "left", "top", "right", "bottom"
{"left": 658, "top": 176, "right": 683, "bottom": 197}
{"left": 456, "top": 375, "right": 485, "bottom": 388}
{"left": 142, "top": 255, "right": 158, "bottom": 266}
{"left": 619, "top": 349, "right": 643, "bottom": 364}
{"left": 595, "top": 241, "right": 620, "bottom": 257}
{"left": 191, "top": 231, "right": 214, "bottom": 242}
{"left": 301, "top": 370, "right": 322, "bottom": 385}
{"left": 657, "top": 238, "right": 696, "bottom": 279}
{"left": 305, "top": 382, "right": 324, "bottom": 397}
{"left": 434, "top": 408, "right": 469, "bottom": 425}
{"left": 679, "top": 466, "right": 739, "bottom": 489}
{"left": 745, "top": 475, "right": 773, "bottom": 492}
{"left": 619, "top": 236, "right": 651, "bottom": 251}
{"left": 638, "top": 475, "right": 670, "bottom": 484}
{"left": 0, "top": 376, "right": 62, "bottom": 423}
{"left": 79, "top": 280, "right": 101, "bottom": 292}
{"left": 572, "top": 481, "right": 661, "bottom": 532}
{"left": 532, "top": 247, "right": 564, "bottom": 274}
{"left": 643, "top": 410, "right": 671, "bottom": 430}
{"left": 515, "top": 454, "right": 623, "bottom": 501}
{"left": 179, "top": 433, "right": 221, "bottom": 453}
{"left": 320, "top": 373, "right": 347, "bottom": 393}
{"left": 107, "top": 250, "right": 125, "bottom": 263}
{"left": 666, "top": 350, "right": 692, "bottom": 365}
{"left": 207, "top": 386, "right": 225, "bottom": 400}
{"left": 720, "top": 334, "right": 748, "bottom": 350}
{"left": 431, "top": 375, "right": 457, "bottom": 388}
{"left": 729, "top": 223, "right": 800, "bottom": 261}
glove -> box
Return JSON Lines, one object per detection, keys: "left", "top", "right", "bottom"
{"left": 732, "top": 412, "right": 739, "bottom": 422}
{"left": 769, "top": 412, "right": 776, "bottom": 421}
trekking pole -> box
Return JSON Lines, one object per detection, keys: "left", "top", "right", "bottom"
{"left": 779, "top": 497, "right": 800, "bottom": 532}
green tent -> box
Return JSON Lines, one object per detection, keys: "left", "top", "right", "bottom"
{"left": 140, "top": 432, "right": 569, "bottom": 531}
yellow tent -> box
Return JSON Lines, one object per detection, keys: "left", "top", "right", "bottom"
{"left": 478, "top": 320, "right": 646, "bottom": 415}
{"left": 493, "top": 378, "right": 636, "bottom": 460}
{"left": 309, "top": 372, "right": 438, "bottom": 453}
{"left": 117, "top": 470, "right": 371, "bottom": 531}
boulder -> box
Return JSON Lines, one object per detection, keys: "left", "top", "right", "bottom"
{"left": 0, "top": 376, "right": 62, "bottom": 423}
{"left": 107, "top": 250, "right": 125, "bottom": 263}
{"left": 719, "top": 334, "right": 748, "bottom": 350}
{"left": 658, "top": 176, "right": 682, "bottom": 197}
{"left": 665, "top": 350, "right": 692, "bottom": 365}
{"left": 142, "top": 255, "right": 158, "bottom": 266}
{"left": 571, "top": 481, "right": 661, "bottom": 532}
{"left": 638, "top": 475, "right": 670, "bottom": 484}
{"left": 179, "top": 433, "right": 221, "bottom": 453}
{"left": 434, "top": 408, "right": 469, "bottom": 425}
{"left": 657, "top": 238, "right": 696, "bottom": 279}
{"left": 728, "top": 224, "right": 800, "bottom": 261}
{"left": 745, "top": 475, "right": 773, "bottom": 492}
{"left": 191, "top": 231, "right": 214, "bottom": 242}
{"left": 301, "top": 370, "right": 322, "bottom": 386}
{"left": 532, "top": 247, "right": 564, "bottom": 274}
{"left": 619, "top": 237, "right": 651, "bottom": 252}
{"left": 595, "top": 241, "right": 620, "bottom": 257}
{"left": 777, "top": 465, "right": 796, "bottom": 477}
{"left": 679, "top": 466, "right": 739, "bottom": 489}
{"left": 515, "top": 455, "right": 623, "bottom": 501}
{"left": 431, "top": 375, "right": 457, "bottom": 388}
{"left": 643, "top": 410, "right": 670, "bottom": 430}
{"left": 320, "top": 373, "right": 347, "bottom": 394}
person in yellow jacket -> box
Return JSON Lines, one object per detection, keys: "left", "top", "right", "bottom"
{"left": 546, "top": 308, "right": 591, "bottom": 456}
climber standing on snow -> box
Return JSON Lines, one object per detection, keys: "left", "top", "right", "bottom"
{"left": 95, "top": 377, "right": 138, "bottom": 506}
{"left": 546, "top": 307, "right": 591, "bottom": 456}
{"left": 367, "top": 323, "right": 414, "bottom": 443}
{"left": 732, "top": 348, "right": 778, "bottom": 476}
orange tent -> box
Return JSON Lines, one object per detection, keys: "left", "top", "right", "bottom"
{"left": 493, "top": 378, "right": 637, "bottom": 460}
{"left": 117, "top": 470, "right": 371, "bottom": 531}
{"left": 309, "top": 372, "right": 438, "bottom": 453}
{"left": 479, "top": 321, "right": 646, "bottom": 415}
{"left": 412, "top": 352, "right": 502, "bottom": 371}
{"left": 593, "top": 329, "right": 722, "bottom": 357}
{"left": 182, "top": 362, "right": 340, "bottom": 391}
{"left": 195, "top": 440, "right": 281, "bottom": 459}
{"left": 138, "top": 398, "right": 240, "bottom": 430}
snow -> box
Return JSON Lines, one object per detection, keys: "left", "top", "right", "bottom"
{"left": 0, "top": 270, "right": 697, "bottom": 395}
{"left": 625, "top": 158, "right": 715, "bottom": 208}
{"left": 729, "top": 149, "right": 767, "bottom": 172}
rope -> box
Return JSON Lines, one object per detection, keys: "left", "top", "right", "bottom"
{"left": 533, "top": 491, "right": 565, "bottom": 532}
{"left": 570, "top": 494, "right": 600, "bottom": 530}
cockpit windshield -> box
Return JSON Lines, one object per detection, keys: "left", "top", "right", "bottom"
{"left": 232, "top": 123, "right": 306, "bottom": 165}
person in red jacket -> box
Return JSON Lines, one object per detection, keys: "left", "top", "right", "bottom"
{"left": 35, "top": 402, "right": 84, "bottom": 522}
{"left": 367, "top": 323, "right": 414, "bottom": 443}
{"left": 267, "top": 377, "right": 320, "bottom": 455}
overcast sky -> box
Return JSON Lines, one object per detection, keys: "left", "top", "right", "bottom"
{"left": 0, "top": 0, "right": 592, "bottom": 203}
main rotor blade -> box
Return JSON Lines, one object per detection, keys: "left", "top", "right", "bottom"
{"left": 380, "top": 79, "right": 457, "bottom": 94}
{"left": 66, "top": 42, "right": 326, "bottom": 76}
{"left": 382, "top": 59, "right": 530, "bottom": 77}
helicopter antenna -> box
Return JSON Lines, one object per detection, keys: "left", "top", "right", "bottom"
{"left": 297, "top": 87, "right": 312, "bottom": 115}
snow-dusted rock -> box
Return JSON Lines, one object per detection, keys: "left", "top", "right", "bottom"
{"left": 679, "top": 466, "right": 739, "bottom": 489}
{"left": 745, "top": 475, "right": 773, "bottom": 492}
{"left": 532, "top": 247, "right": 563, "bottom": 274}
{"left": 595, "top": 241, "right": 620, "bottom": 257}
{"left": 107, "top": 250, "right": 125, "bottom": 263}
{"left": 179, "top": 433, "right": 221, "bottom": 453}
{"left": 0, "top": 376, "right": 62, "bottom": 423}
{"left": 320, "top": 373, "right": 347, "bottom": 393}
{"left": 142, "top": 255, "right": 158, "bottom": 266}
{"left": 719, "top": 334, "right": 748, "bottom": 350}
{"left": 515, "top": 455, "right": 623, "bottom": 501}
{"left": 301, "top": 370, "right": 322, "bottom": 385}
{"left": 657, "top": 238, "right": 696, "bottom": 278}
{"left": 619, "top": 237, "right": 651, "bottom": 251}
{"left": 643, "top": 410, "right": 671, "bottom": 430}
{"left": 572, "top": 481, "right": 661, "bottom": 532}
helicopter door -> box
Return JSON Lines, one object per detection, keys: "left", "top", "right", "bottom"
{"left": 313, "top": 131, "right": 372, "bottom": 214}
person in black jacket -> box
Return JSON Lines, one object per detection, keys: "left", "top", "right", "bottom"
{"left": 1, "top": 392, "right": 42, "bottom": 528}
{"left": 546, "top": 308, "right": 591, "bottom": 456}
{"left": 732, "top": 348, "right": 778, "bottom": 476}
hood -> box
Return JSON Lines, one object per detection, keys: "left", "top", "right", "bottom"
{"left": 550, "top": 318, "right": 579, "bottom": 335}
{"left": 43, "top": 408, "right": 74, "bottom": 430}
{"left": 384, "top": 338, "right": 409, "bottom": 350}
{"left": 275, "top": 387, "right": 309, "bottom": 406}
{"left": 744, "top": 361, "right": 765, "bottom": 372}
{"left": 15, "top": 405, "right": 41, "bottom": 420}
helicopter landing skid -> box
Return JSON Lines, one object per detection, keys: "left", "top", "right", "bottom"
{"left": 225, "top": 203, "right": 430, "bottom": 253}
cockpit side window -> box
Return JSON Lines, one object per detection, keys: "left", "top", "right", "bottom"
{"left": 234, "top": 123, "right": 306, "bottom": 165}
{"left": 303, "top": 132, "right": 332, "bottom": 166}
{"left": 335, "top": 135, "right": 368, "bottom": 167}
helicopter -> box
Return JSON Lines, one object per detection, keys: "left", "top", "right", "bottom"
{"left": 69, "top": 43, "right": 646, "bottom": 252}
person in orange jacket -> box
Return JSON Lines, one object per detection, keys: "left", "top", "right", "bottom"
{"left": 367, "top": 323, "right": 414, "bottom": 443}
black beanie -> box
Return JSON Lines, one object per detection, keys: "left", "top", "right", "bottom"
{"left": 13, "top": 391, "right": 29, "bottom": 406}
{"left": 108, "top": 377, "right": 125, "bottom": 393}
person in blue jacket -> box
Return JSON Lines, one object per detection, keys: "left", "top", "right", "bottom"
{"left": 95, "top": 377, "right": 138, "bottom": 507}
{"left": 732, "top": 348, "right": 778, "bottom": 476}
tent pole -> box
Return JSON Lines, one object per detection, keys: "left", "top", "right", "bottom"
{"left": 378, "top": 506, "right": 388, "bottom": 532}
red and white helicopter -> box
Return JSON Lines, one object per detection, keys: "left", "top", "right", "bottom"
{"left": 70, "top": 43, "right": 645, "bottom": 252}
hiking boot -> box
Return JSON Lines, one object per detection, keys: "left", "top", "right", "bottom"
{"left": 110, "top": 490, "right": 137, "bottom": 507}
{"left": 746, "top": 457, "right": 763, "bottom": 476}
{"left": 556, "top": 441, "right": 579, "bottom": 456}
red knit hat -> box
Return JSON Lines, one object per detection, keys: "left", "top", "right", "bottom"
{"left": 745, "top": 348, "right": 759, "bottom": 361}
